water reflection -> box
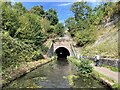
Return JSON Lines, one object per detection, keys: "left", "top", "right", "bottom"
{"left": 3, "top": 59, "right": 108, "bottom": 89}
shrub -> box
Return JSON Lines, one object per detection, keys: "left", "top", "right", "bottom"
{"left": 77, "top": 59, "right": 93, "bottom": 74}
{"left": 2, "top": 31, "right": 44, "bottom": 70}
{"left": 32, "top": 50, "right": 44, "bottom": 61}
{"left": 2, "top": 31, "right": 34, "bottom": 69}
{"left": 40, "top": 45, "right": 49, "bottom": 55}
{"left": 68, "top": 57, "right": 93, "bottom": 74}
{"left": 74, "top": 30, "right": 96, "bottom": 47}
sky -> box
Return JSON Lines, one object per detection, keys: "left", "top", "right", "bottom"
{"left": 22, "top": 2, "right": 74, "bottom": 23}
{"left": 21, "top": 2, "right": 100, "bottom": 23}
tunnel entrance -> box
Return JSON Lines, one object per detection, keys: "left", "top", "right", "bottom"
{"left": 55, "top": 47, "right": 70, "bottom": 60}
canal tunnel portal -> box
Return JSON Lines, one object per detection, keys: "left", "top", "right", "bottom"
{"left": 55, "top": 47, "right": 70, "bottom": 59}
{"left": 47, "top": 38, "right": 77, "bottom": 58}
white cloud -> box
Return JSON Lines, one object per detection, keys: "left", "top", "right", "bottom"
{"left": 57, "top": 3, "right": 73, "bottom": 6}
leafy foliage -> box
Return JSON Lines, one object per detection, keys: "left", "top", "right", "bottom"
{"left": 45, "top": 8, "right": 58, "bottom": 25}
{"left": 77, "top": 59, "right": 93, "bottom": 74}
{"left": 30, "top": 5, "right": 44, "bottom": 17}
{"left": 1, "top": 2, "right": 62, "bottom": 70}
{"left": 2, "top": 2, "right": 20, "bottom": 37}
{"left": 13, "top": 2, "right": 27, "bottom": 16}
{"left": 32, "top": 50, "right": 44, "bottom": 61}
{"left": 14, "top": 13, "right": 47, "bottom": 47}
{"left": 54, "top": 23, "right": 65, "bottom": 37}
{"left": 65, "top": 2, "right": 119, "bottom": 47}
{"left": 65, "top": 2, "right": 97, "bottom": 46}
{"left": 2, "top": 31, "right": 33, "bottom": 69}
{"left": 74, "top": 30, "right": 96, "bottom": 47}
{"left": 65, "top": 17, "right": 76, "bottom": 37}
{"left": 71, "top": 2, "right": 92, "bottom": 21}
{"left": 68, "top": 57, "right": 93, "bottom": 74}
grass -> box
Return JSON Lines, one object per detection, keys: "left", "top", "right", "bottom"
{"left": 67, "top": 56, "right": 80, "bottom": 66}
{"left": 81, "top": 22, "right": 118, "bottom": 59}
{"left": 93, "top": 70, "right": 120, "bottom": 89}
{"left": 93, "top": 70, "right": 115, "bottom": 83}
{"left": 82, "top": 40, "right": 118, "bottom": 59}
{"left": 101, "top": 64, "right": 120, "bottom": 72}
{"left": 112, "top": 83, "right": 120, "bottom": 89}
{"left": 68, "top": 57, "right": 120, "bottom": 89}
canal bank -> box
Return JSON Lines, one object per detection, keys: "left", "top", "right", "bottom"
{"left": 69, "top": 57, "right": 120, "bottom": 89}
{"left": 2, "top": 58, "right": 111, "bottom": 89}
{"left": 1, "top": 58, "right": 54, "bottom": 88}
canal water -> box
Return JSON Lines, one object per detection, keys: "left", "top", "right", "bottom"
{"left": 4, "top": 60, "right": 109, "bottom": 89}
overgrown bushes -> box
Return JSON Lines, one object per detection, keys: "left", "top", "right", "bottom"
{"left": 2, "top": 31, "right": 45, "bottom": 70}
{"left": 68, "top": 57, "right": 93, "bottom": 74}
{"left": 32, "top": 50, "right": 44, "bottom": 61}
{"left": 1, "top": 2, "right": 64, "bottom": 71}
{"left": 77, "top": 59, "right": 93, "bottom": 74}
{"left": 2, "top": 31, "right": 33, "bottom": 69}
{"left": 65, "top": 2, "right": 119, "bottom": 47}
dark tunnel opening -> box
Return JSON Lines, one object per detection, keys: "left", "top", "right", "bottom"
{"left": 55, "top": 47, "right": 70, "bottom": 60}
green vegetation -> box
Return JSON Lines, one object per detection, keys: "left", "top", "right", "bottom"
{"left": 68, "top": 56, "right": 81, "bottom": 66}
{"left": 69, "top": 57, "right": 120, "bottom": 89}
{"left": 112, "top": 83, "right": 120, "bottom": 89}
{"left": 1, "top": 2, "right": 65, "bottom": 70}
{"left": 101, "top": 64, "right": 120, "bottom": 72}
{"left": 65, "top": 2, "right": 119, "bottom": 48}
{"left": 93, "top": 70, "right": 115, "bottom": 84}
{"left": 81, "top": 23, "right": 118, "bottom": 59}
{"left": 2, "top": 31, "right": 34, "bottom": 69}
{"left": 65, "top": 2, "right": 96, "bottom": 46}
{"left": 67, "top": 74, "right": 74, "bottom": 86}
{"left": 54, "top": 23, "right": 65, "bottom": 37}
{"left": 93, "top": 70, "right": 120, "bottom": 89}
{"left": 65, "top": 2, "right": 119, "bottom": 59}
{"left": 1, "top": 1, "right": 120, "bottom": 88}
{"left": 77, "top": 59, "right": 93, "bottom": 74}
{"left": 68, "top": 57, "right": 93, "bottom": 75}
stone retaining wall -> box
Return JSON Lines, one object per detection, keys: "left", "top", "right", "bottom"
{"left": 89, "top": 58, "right": 120, "bottom": 68}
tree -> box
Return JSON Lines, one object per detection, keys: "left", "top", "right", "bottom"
{"left": 40, "top": 18, "right": 51, "bottom": 33}
{"left": 93, "top": 2, "right": 117, "bottom": 24}
{"left": 74, "top": 29, "right": 96, "bottom": 47}
{"left": 1, "top": 2, "right": 20, "bottom": 37}
{"left": 1, "top": 2, "right": 61, "bottom": 71}
{"left": 65, "top": 2, "right": 97, "bottom": 46}
{"left": 65, "top": 17, "right": 77, "bottom": 37}
{"left": 71, "top": 2, "right": 92, "bottom": 21}
{"left": 13, "top": 2, "right": 27, "bottom": 15}
{"left": 14, "top": 13, "right": 47, "bottom": 47}
{"left": 54, "top": 23, "right": 65, "bottom": 37}
{"left": 70, "top": 2, "right": 93, "bottom": 30}
{"left": 45, "top": 8, "right": 58, "bottom": 25}
{"left": 30, "top": 5, "right": 44, "bottom": 17}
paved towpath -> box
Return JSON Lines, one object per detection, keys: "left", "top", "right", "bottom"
{"left": 72, "top": 59, "right": 120, "bottom": 84}
{"left": 92, "top": 64, "right": 120, "bottom": 84}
